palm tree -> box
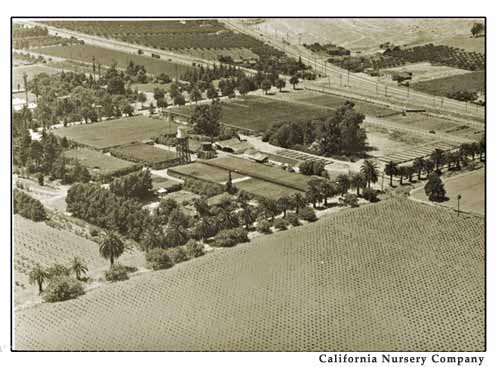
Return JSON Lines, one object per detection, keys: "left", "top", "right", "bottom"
{"left": 336, "top": 174, "right": 351, "bottom": 196}
{"left": 29, "top": 264, "right": 48, "bottom": 294}
{"left": 70, "top": 257, "right": 88, "bottom": 281}
{"left": 412, "top": 158, "right": 425, "bottom": 180}
{"left": 350, "top": 172, "right": 366, "bottom": 196}
{"left": 276, "top": 196, "right": 291, "bottom": 217}
{"left": 384, "top": 161, "right": 398, "bottom": 187}
{"left": 291, "top": 193, "right": 306, "bottom": 214}
{"left": 430, "top": 149, "right": 445, "bottom": 171}
{"left": 360, "top": 160, "right": 379, "bottom": 189}
{"left": 99, "top": 232, "right": 125, "bottom": 269}
{"left": 320, "top": 181, "right": 337, "bottom": 206}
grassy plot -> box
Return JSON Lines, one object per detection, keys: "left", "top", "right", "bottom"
{"left": 204, "top": 156, "right": 313, "bottom": 191}
{"left": 412, "top": 71, "right": 485, "bottom": 97}
{"left": 53, "top": 116, "right": 178, "bottom": 150}
{"left": 235, "top": 178, "right": 301, "bottom": 200}
{"left": 413, "top": 168, "right": 484, "bottom": 215}
{"left": 15, "top": 198, "right": 484, "bottom": 351}
{"left": 110, "top": 143, "right": 177, "bottom": 166}
{"left": 169, "top": 162, "right": 243, "bottom": 184}
{"left": 34, "top": 44, "right": 192, "bottom": 77}
{"left": 171, "top": 95, "right": 332, "bottom": 132}
{"left": 293, "top": 91, "right": 397, "bottom": 117}
{"left": 64, "top": 148, "right": 138, "bottom": 177}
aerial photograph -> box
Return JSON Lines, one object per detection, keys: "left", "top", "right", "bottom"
{"left": 11, "top": 17, "right": 485, "bottom": 351}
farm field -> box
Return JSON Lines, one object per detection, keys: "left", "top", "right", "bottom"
{"left": 176, "top": 47, "right": 259, "bottom": 62}
{"left": 412, "top": 71, "right": 485, "bottom": 97}
{"left": 381, "top": 62, "right": 471, "bottom": 83}
{"left": 33, "top": 44, "right": 192, "bottom": 77}
{"left": 64, "top": 148, "right": 138, "bottom": 177}
{"left": 110, "top": 143, "right": 178, "bottom": 166}
{"left": 12, "top": 64, "right": 59, "bottom": 90}
{"left": 204, "top": 156, "right": 313, "bottom": 191}
{"left": 53, "top": 116, "right": 179, "bottom": 150}
{"left": 364, "top": 125, "right": 432, "bottom": 158}
{"left": 235, "top": 178, "right": 301, "bottom": 200}
{"left": 385, "top": 113, "right": 484, "bottom": 141}
{"left": 413, "top": 168, "right": 485, "bottom": 216}
{"left": 14, "top": 198, "right": 484, "bottom": 351}
{"left": 171, "top": 95, "right": 332, "bottom": 132}
{"left": 169, "top": 162, "right": 244, "bottom": 184}
{"left": 40, "top": 20, "right": 264, "bottom": 52}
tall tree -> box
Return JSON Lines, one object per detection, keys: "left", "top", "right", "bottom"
{"left": 99, "top": 232, "right": 125, "bottom": 269}
{"left": 29, "top": 264, "right": 48, "bottom": 294}
{"left": 70, "top": 257, "right": 88, "bottom": 281}
{"left": 425, "top": 173, "right": 447, "bottom": 202}
{"left": 360, "top": 160, "right": 379, "bottom": 189}
{"left": 384, "top": 161, "right": 398, "bottom": 187}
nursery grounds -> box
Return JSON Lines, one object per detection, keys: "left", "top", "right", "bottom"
{"left": 53, "top": 116, "right": 179, "bottom": 150}
{"left": 170, "top": 95, "right": 332, "bottom": 132}
{"left": 63, "top": 148, "right": 138, "bottom": 177}
{"left": 110, "top": 143, "right": 177, "bottom": 166}
{"left": 15, "top": 198, "right": 484, "bottom": 351}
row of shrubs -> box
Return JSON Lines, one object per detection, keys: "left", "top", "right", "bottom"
{"left": 145, "top": 240, "right": 205, "bottom": 270}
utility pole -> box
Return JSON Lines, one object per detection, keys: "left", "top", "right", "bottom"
{"left": 339, "top": 74, "right": 342, "bottom": 87}
{"left": 457, "top": 194, "right": 462, "bottom": 216}
{"left": 347, "top": 69, "right": 350, "bottom": 88}
{"left": 385, "top": 85, "right": 388, "bottom": 97}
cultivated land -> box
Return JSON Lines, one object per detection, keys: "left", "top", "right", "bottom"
{"left": 204, "top": 156, "right": 313, "bottom": 191}
{"left": 53, "top": 116, "right": 178, "bottom": 150}
{"left": 110, "top": 143, "right": 177, "bottom": 166}
{"left": 413, "top": 168, "right": 485, "bottom": 216}
{"left": 169, "top": 162, "right": 244, "bottom": 184}
{"left": 33, "top": 44, "right": 192, "bottom": 77}
{"left": 64, "top": 148, "right": 138, "bottom": 177}
{"left": 234, "top": 178, "right": 301, "bottom": 200}
{"left": 438, "top": 34, "right": 485, "bottom": 54}
{"left": 413, "top": 71, "right": 485, "bottom": 97}
{"left": 171, "top": 95, "right": 332, "bottom": 132}
{"left": 381, "top": 62, "right": 471, "bottom": 83}
{"left": 15, "top": 198, "right": 484, "bottom": 351}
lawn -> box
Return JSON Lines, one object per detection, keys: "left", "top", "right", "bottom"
{"left": 235, "top": 178, "right": 301, "bottom": 200}
{"left": 33, "top": 44, "right": 192, "bottom": 77}
{"left": 14, "top": 198, "right": 484, "bottom": 351}
{"left": 412, "top": 71, "right": 485, "bottom": 97}
{"left": 53, "top": 116, "right": 178, "bottom": 150}
{"left": 171, "top": 95, "right": 332, "bottom": 132}
{"left": 203, "top": 156, "right": 313, "bottom": 191}
{"left": 110, "top": 143, "right": 178, "bottom": 167}
{"left": 293, "top": 92, "right": 397, "bottom": 117}
{"left": 64, "top": 148, "right": 138, "bottom": 177}
{"left": 413, "top": 168, "right": 485, "bottom": 215}
{"left": 169, "top": 162, "right": 244, "bottom": 184}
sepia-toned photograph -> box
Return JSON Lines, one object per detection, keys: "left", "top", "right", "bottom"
{"left": 11, "top": 17, "right": 485, "bottom": 352}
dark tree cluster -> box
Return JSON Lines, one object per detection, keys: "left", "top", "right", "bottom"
{"left": 109, "top": 169, "right": 153, "bottom": 200}
{"left": 13, "top": 189, "right": 47, "bottom": 222}
{"left": 263, "top": 101, "right": 368, "bottom": 157}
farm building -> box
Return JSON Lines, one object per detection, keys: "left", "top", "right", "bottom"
{"left": 215, "top": 138, "right": 252, "bottom": 154}
{"left": 243, "top": 149, "right": 269, "bottom": 163}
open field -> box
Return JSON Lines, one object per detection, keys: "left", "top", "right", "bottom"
{"left": 379, "top": 141, "right": 456, "bottom": 164}
{"left": 53, "top": 116, "right": 178, "bottom": 150}
{"left": 381, "top": 62, "right": 471, "bottom": 83}
{"left": 413, "top": 168, "right": 485, "bottom": 216}
{"left": 412, "top": 71, "right": 485, "bottom": 97}
{"left": 169, "top": 162, "right": 244, "bottom": 184}
{"left": 384, "top": 112, "right": 484, "bottom": 141}
{"left": 12, "top": 64, "right": 59, "bottom": 90}
{"left": 242, "top": 18, "right": 483, "bottom": 52}
{"left": 204, "top": 156, "right": 313, "bottom": 191}
{"left": 235, "top": 178, "right": 301, "bottom": 200}
{"left": 438, "top": 35, "right": 485, "bottom": 54}
{"left": 176, "top": 47, "right": 259, "bottom": 62}
{"left": 15, "top": 198, "right": 484, "bottom": 351}
{"left": 171, "top": 95, "right": 332, "bottom": 132}
{"left": 64, "top": 148, "right": 138, "bottom": 177}
{"left": 33, "top": 44, "right": 192, "bottom": 77}
{"left": 110, "top": 143, "right": 178, "bottom": 167}
{"left": 288, "top": 90, "right": 397, "bottom": 117}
